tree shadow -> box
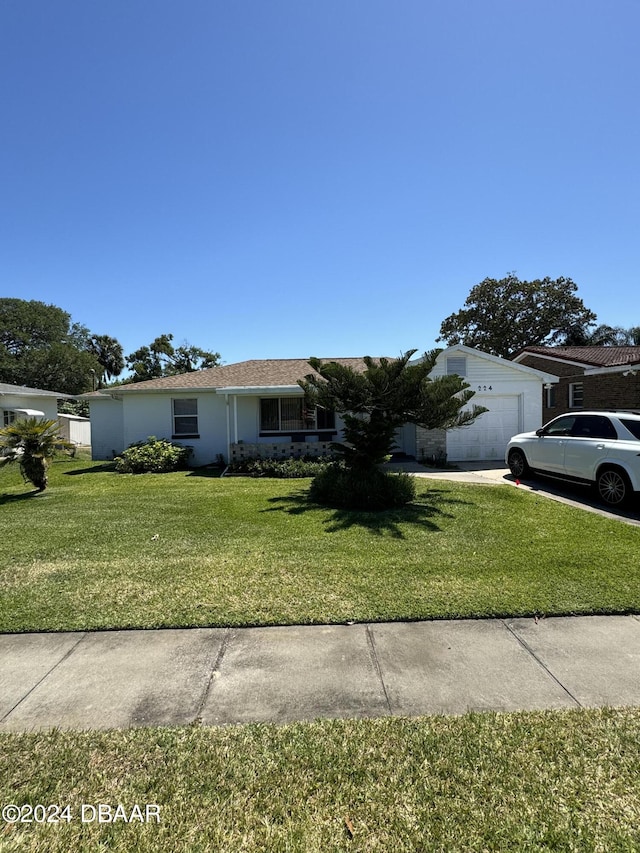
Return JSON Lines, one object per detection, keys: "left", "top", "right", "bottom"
{"left": 186, "top": 466, "right": 224, "bottom": 478}
{"left": 0, "top": 489, "right": 41, "bottom": 504}
{"left": 63, "top": 462, "right": 117, "bottom": 475}
{"left": 262, "top": 486, "right": 472, "bottom": 538}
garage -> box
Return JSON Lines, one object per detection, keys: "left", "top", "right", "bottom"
{"left": 446, "top": 395, "right": 521, "bottom": 461}
{"left": 414, "top": 345, "right": 560, "bottom": 464}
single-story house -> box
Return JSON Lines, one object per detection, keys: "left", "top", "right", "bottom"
{"left": 512, "top": 346, "right": 640, "bottom": 422}
{"left": 0, "top": 382, "right": 70, "bottom": 427}
{"left": 85, "top": 346, "right": 558, "bottom": 465}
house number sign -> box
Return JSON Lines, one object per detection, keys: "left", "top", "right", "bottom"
{"left": 477, "top": 385, "right": 493, "bottom": 391}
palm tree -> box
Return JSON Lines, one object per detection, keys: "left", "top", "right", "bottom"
{"left": 88, "top": 334, "right": 125, "bottom": 386}
{"left": 562, "top": 324, "right": 640, "bottom": 346}
{"left": 0, "top": 417, "right": 72, "bottom": 491}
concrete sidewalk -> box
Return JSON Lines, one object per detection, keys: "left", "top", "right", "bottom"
{"left": 2, "top": 615, "right": 640, "bottom": 732}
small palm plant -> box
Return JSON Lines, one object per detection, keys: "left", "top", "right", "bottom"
{"left": 0, "top": 417, "right": 73, "bottom": 492}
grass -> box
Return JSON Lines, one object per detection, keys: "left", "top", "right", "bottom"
{"left": 1, "top": 708, "right": 639, "bottom": 852}
{"left": 1, "top": 458, "right": 639, "bottom": 632}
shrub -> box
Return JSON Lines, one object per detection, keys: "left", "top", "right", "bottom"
{"left": 309, "top": 464, "right": 417, "bottom": 510}
{"left": 226, "top": 455, "right": 335, "bottom": 479}
{"left": 115, "top": 437, "right": 192, "bottom": 474}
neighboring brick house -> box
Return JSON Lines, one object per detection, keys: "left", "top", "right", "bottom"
{"left": 512, "top": 346, "right": 640, "bottom": 422}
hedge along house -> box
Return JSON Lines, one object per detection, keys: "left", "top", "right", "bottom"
{"left": 512, "top": 346, "right": 640, "bottom": 423}
{"left": 85, "top": 348, "right": 558, "bottom": 466}
{"left": 413, "top": 345, "right": 559, "bottom": 462}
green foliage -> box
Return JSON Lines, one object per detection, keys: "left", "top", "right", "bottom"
{"left": 0, "top": 417, "right": 73, "bottom": 491}
{"left": 309, "top": 464, "right": 417, "bottom": 510}
{"left": 300, "top": 350, "right": 486, "bottom": 472}
{"left": 437, "top": 274, "right": 597, "bottom": 358}
{"left": 87, "top": 334, "right": 125, "bottom": 384}
{"left": 0, "top": 298, "right": 103, "bottom": 394}
{"left": 226, "top": 455, "right": 336, "bottom": 478}
{"left": 114, "top": 436, "right": 193, "bottom": 474}
{"left": 126, "top": 333, "right": 221, "bottom": 382}
{"left": 562, "top": 323, "right": 640, "bottom": 346}
{"left": 58, "top": 399, "right": 90, "bottom": 418}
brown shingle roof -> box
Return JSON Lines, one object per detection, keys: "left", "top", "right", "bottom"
{"left": 102, "top": 358, "right": 375, "bottom": 393}
{"left": 517, "top": 346, "right": 640, "bottom": 367}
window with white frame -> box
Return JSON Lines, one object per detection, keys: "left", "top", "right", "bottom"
{"left": 259, "top": 398, "right": 335, "bottom": 433}
{"left": 172, "top": 398, "right": 198, "bottom": 436}
{"left": 569, "top": 382, "right": 584, "bottom": 409}
{"left": 446, "top": 356, "right": 467, "bottom": 377}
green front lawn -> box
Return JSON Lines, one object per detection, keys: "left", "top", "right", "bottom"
{"left": 1, "top": 459, "right": 639, "bottom": 632}
{"left": 1, "top": 709, "right": 639, "bottom": 852}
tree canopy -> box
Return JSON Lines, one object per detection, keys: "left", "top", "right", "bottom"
{"left": 300, "top": 350, "right": 487, "bottom": 470}
{"left": 125, "top": 334, "right": 221, "bottom": 382}
{"left": 0, "top": 298, "right": 103, "bottom": 394}
{"left": 437, "top": 274, "right": 597, "bottom": 358}
{"left": 561, "top": 323, "right": 640, "bottom": 346}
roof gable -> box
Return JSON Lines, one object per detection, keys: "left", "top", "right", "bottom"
{"left": 433, "top": 344, "right": 559, "bottom": 382}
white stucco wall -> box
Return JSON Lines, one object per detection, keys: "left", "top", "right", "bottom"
{"left": 0, "top": 393, "right": 59, "bottom": 422}
{"left": 119, "top": 392, "right": 226, "bottom": 466}
{"left": 89, "top": 396, "right": 124, "bottom": 459}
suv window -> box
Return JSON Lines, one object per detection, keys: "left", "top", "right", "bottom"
{"left": 619, "top": 419, "right": 640, "bottom": 440}
{"left": 542, "top": 416, "right": 575, "bottom": 436}
{"left": 570, "top": 415, "right": 617, "bottom": 440}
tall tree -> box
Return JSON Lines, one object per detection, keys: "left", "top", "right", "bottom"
{"left": 0, "top": 298, "right": 101, "bottom": 394}
{"left": 88, "top": 334, "right": 125, "bottom": 385}
{"left": 300, "top": 350, "right": 487, "bottom": 471}
{"left": 126, "top": 334, "right": 221, "bottom": 382}
{"left": 437, "top": 274, "right": 597, "bottom": 358}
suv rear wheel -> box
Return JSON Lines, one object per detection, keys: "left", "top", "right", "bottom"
{"left": 596, "top": 467, "right": 632, "bottom": 507}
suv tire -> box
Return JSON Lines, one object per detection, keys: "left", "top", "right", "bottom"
{"left": 596, "top": 466, "right": 632, "bottom": 507}
{"left": 507, "top": 449, "right": 530, "bottom": 479}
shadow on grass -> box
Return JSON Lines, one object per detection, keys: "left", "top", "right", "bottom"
{"left": 263, "top": 486, "right": 472, "bottom": 538}
{"left": 63, "top": 462, "right": 117, "bottom": 475}
{"left": 187, "top": 466, "right": 224, "bottom": 478}
{"left": 0, "top": 489, "right": 41, "bottom": 504}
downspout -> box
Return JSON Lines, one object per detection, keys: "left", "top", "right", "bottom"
{"left": 225, "top": 393, "right": 230, "bottom": 462}
{"left": 233, "top": 394, "right": 238, "bottom": 444}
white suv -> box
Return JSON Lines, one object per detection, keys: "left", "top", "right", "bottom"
{"left": 506, "top": 411, "right": 640, "bottom": 507}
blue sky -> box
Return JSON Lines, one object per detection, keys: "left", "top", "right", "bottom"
{"left": 1, "top": 0, "right": 638, "bottom": 367}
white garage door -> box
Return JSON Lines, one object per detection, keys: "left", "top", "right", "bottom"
{"left": 446, "top": 395, "right": 521, "bottom": 461}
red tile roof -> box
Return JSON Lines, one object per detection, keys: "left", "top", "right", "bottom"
{"left": 517, "top": 346, "right": 640, "bottom": 367}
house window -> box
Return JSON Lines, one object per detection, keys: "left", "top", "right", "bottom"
{"left": 172, "top": 398, "right": 198, "bottom": 436}
{"left": 259, "top": 398, "right": 335, "bottom": 432}
{"left": 545, "top": 386, "right": 556, "bottom": 408}
{"left": 446, "top": 356, "right": 467, "bottom": 377}
{"left": 2, "top": 410, "right": 16, "bottom": 427}
{"left": 569, "top": 383, "right": 584, "bottom": 409}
